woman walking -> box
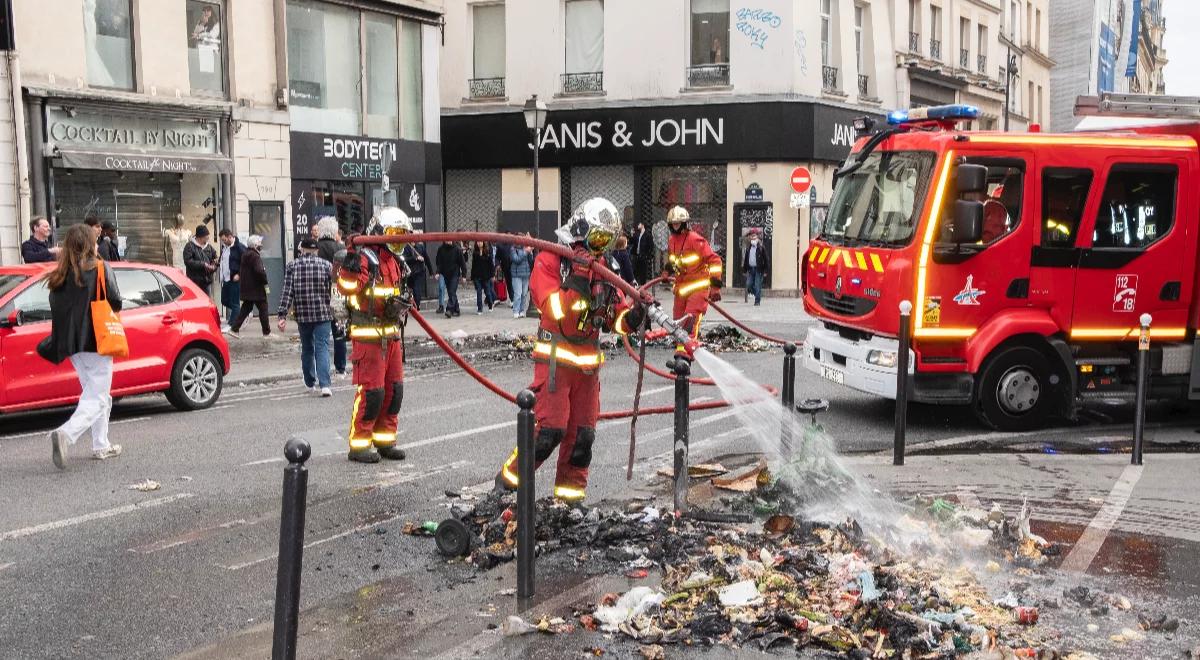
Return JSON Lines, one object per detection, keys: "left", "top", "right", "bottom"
{"left": 470, "top": 241, "right": 495, "bottom": 314}
{"left": 228, "top": 235, "right": 271, "bottom": 337}
{"left": 509, "top": 237, "right": 534, "bottom": 319}
{"left": 43, "top": 224, "right": 123, "bottom": 468}
{"left": 612, "top": 235, "right": 636, "bottom": 286}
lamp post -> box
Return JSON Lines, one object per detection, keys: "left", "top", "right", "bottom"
{"left": 1002, "top": 51, "right": 1019, "bottom": 131}
{"left": 523, "top": 95, "right": 548, "bottom": 239}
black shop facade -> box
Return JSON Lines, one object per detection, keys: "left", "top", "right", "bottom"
{"left": 441, "top": 100, "right": 881, "bottom": 292}
{"left": 289, "top": 131, "right": 442, "bottom": 255}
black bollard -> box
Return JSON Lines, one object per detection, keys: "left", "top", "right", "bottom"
{"left": 272, "top": 438, "right": 312, "bottom": 660}
{"left": 515, "top": 389, "right": 537, "bottom": 599}
{"left": 1132, "top": 314, "right": 1151, "bottom": 466}
{"left": 781, "top": 343, "right": 797, "bottom": 457}
{"left": 894, "top": 300, "right": 913, "bottom": 466}
{"left": 673, "top": 357, "right": 691, "bottom": 516}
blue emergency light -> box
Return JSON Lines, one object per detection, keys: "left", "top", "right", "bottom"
{"left": 887, "top": 104, "right": 981, "bottom": 125}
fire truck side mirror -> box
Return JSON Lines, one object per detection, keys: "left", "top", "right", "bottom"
{"left": 956, "top": 164, "right": 988, "bottom": 195}
{"left": 949, "top": 201, "right": 984, "bottom": 244}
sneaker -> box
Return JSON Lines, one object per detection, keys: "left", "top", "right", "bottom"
{"left": 225, "top": 328, "right": 240, "bottom": 338}
{"left": 50, "top": 430, "right": 66, "bottom": 470}
{"left": 320, "top": 387, "right": 332, "bottom": 397}
{"left": 92, "top": 444, "right": 122, "bottom": 460}
{"left": 513, "top": 313, "right": 522, "bottom": 319}
{"left": 476, "top": 311, "right": 483, "bottom": 315}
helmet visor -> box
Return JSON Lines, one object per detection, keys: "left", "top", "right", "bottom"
{"left": 384, "top": 225, "right": 408, "bottom": 254}
{"left": 586, "top": 228, "right": 615, "bottom": 253}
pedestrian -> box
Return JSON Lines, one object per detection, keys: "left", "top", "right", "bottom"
{"left": 435, "top": 240, "right": 464, "bottom": 318}
{"left": 279, "top": 236, "right": 335, "bottom": 397}
{"left": 742, "top": 229, "right": 770, "bottom": 306}
{"left": 227, "top": 235, "right": 271, "bottom": 337}
{"left": 21, "top": 216, "right": 61, "bottom": 263}
{"left": 97, "top": 222, "right": 121, "bottom": 261}
{"left": 496, "top": 238, "right": 514, "bottom": 307}
{"left": 509, "top": 237, "right": 534, "bottom": 319}
{"left": 183, "top": 224, "right": 217, "bottom": 295}
{"left": 42, "top": 224, "right": 124, "bottom": 468}
{"left": 402, "top": 237, "right": 429, "bottom": 308}
{"left": 314, "top": 216, "right": 348, "bottom": 377}
{"left": 471, "top": 241, "right": 496, "bottom": 314}
{"left": 630, "top": 221, "right": 654, "bottom": 284}
{"left": 612, "top": 235, "right": 636, "bottom": 286}
{"left": 662, "top": 206, "right": 723, "bottom": 360}
{"left": 217, "top": 228, "right": 245, "bottom": 328}
{"left": 83, "top": 216, "right": 102, "bottom": 240}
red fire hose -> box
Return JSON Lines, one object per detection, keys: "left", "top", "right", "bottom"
{"left": 636, "top": 276, "right": 800, "bottom": 346}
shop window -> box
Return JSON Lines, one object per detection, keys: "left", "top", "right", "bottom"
{"left": 114, "top": 269, "right": 167, "bottom": 309}
{"left": 186, "top": 0, "right": 224, "bottom": 96}
{"left": 365, "top": 13, "right": 399, "bottom": 139}
{"left": 1041, "top": 168, "right": 1093, "bottom": 247}
{"left": 1092, "top": 166, "right": 1177, "bottom": 249}
{"left": 287, "top": 0, "right": 362, "bottom": 135}
{"left": 564, "top": 0, "right": 603, "bottom": 92}
{"left": 400, "top": 20, "right": 424, "bottom": 140}
{"left": 84, "top": 0, "right": 134, "bottom": 89}
{"left": 472, "top": 3, "right": 506, "bottom": 94}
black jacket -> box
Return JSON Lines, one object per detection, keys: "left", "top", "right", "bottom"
{"left": 742, "top": 242, "right": 770, "bottom": 274}
{"left": 495, "top": 243, "right": 513, "bottom": 276}
{"left": 470, "top": 248, "right": 495, "bottom": 281}
{"left": 402, "top": 244, "right": 428, "bottom": 276}
{"left": 98, "top": 236, "right": 121, "bottom": 261}
{"left": 613, "top": 249, "right": 636, "bottom": 285}
{"left": 183, "top": 240, "right": 217, "bottom": 287}
{"left": 21, "top": 237, "right": 55, "bottom": 263}
{"left": 224, "top": 238, "right": 247, "bottom": 277}
{"left": 41, "top": 264, "right": 123, "bottom": 364}
{"left": 316, "top": 237, "right": 343, "bottom": 265}
{"left": 631, "top": 229, "right": 654, "bottom": 260}
{"left": 435, "top": 243, "right": 466, "bottom": 278}
{"left": 238, "top": 248, "right": 269, "bottom": 302}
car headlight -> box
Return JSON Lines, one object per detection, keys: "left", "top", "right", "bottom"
{"left": 867, "top": 350, "right": 897, "bottom": 368}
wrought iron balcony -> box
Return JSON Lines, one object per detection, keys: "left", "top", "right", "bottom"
{"left": 686, "top": 63, "right": 730, "bottom": 88}
{"left": 977, "top": 55, "right": 987, "bottom": 74}
{"left": 930, "top": 39, "right": 942, "bottom": 60}
{"left": 468, "top": 77, "right": 505, "bottom": 99}
{"left": 908, "top": 31, "right": 920, "bottom": 53}
{"left": 959, "top": 48, "right": 969, "bottom": 68}
{"left": 822, "top": 65, "right": 839, "bottom": 92}
{"left": 561, "top": 71, "right": 604, "bottom": 94}
{"left": 857, "top": 74, "right": 869, "bottom": 97}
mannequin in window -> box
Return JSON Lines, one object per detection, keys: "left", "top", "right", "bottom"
{"left": 164, "top": 214, "right": 193, "bottom": 269}
{"left": 710, "top": 36, "right": 725, "bottom": 64}
{"left": 191, "top": 5, "right": 221, "bottom": 74}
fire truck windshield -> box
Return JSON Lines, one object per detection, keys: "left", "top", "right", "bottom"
{"left": 822, "top": 150, "right": 935, "bottom": 246}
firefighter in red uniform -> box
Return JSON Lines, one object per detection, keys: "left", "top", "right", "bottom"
{"left": 337, "top": 207, "right": 413, "bottom": 464}
{"left": 495, "top": 198, "right": 646, "bottom": 502}
{"left": 663, "top": 205, "right": 724, "bottom": 359}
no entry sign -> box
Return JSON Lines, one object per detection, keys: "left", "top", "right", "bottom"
{"left": 790, "top": 166, "right": 812, "bottom": 194}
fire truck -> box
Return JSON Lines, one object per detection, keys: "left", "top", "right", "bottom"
{"left": 801, "top": 93, "right": 1200, "bottom": 431}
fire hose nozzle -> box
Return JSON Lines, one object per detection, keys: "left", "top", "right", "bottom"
{"left": 645, "top": 304, "right": 693, "bottom": 347}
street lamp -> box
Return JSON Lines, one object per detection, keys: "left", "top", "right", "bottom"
{"left": 1003, "top": 53, "right": 1019, "bottom": 131}
{"left": 523, "top": 95, "right": 548, "bottom": 240}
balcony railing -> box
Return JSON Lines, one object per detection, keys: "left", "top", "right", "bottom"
{"left": 929, "top": 39, "right": 942, "bottom": 60}
{"left": 857, "top": 74, "right": 869, "bottom": 97}
{"left": 561, "top": 71, "right": 604, "bottom": 94}
{"left": 822, "top": 65, "right": 839, "bottom": 92}
{"left": 468, "top": 77, "right": 505, "bottom": 99}
{"left": 977, "top": 54, "right": 987, "bottom": 74}
{"left": 686, "top": 63, "right": 730, "bottom": 87}
{"left": 908, "top": 31, "right": 920, "bottom": 52}
{"left": 959, "top": 48, "right": 969, "bottom": 68}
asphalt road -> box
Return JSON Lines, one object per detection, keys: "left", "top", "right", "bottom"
{"left": 3, "top": 319, "right": 1200, "bottom": 658}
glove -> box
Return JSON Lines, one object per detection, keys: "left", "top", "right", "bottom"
{"left": 708, "top": 287, "right": 722, "bottom": 303}
{"left": 341, "top": 249, "right": 361, "bottom": 273}
{"left": 710, "top": 277, "right": 724, "bottom": 289}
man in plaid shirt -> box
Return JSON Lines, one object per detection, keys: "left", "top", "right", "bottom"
{"left": 277, "top": 237, "right": 335, "bottom": 396}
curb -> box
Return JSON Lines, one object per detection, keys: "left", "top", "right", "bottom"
{"left": 226, "top": 345, "right": 519, "bottom": 388}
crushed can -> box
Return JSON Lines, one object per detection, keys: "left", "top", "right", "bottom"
{"left": 1015, "top": 606, "right": 1039, "bottom": 625}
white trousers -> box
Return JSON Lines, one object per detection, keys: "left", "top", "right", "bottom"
{"left": 57, "top": 352, "right": 114, "bottom": 452}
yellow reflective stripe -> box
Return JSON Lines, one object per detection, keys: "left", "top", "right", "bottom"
{"left": 808, "top": 248, "right": 819, "bottom": 263}
{"left": 350, "top": 325, "right": 400, "bottom": 338}
{"left": 841, "top": 250, "right": 854, "bottom": 268}
{"left": 338, "top": 277, "right": 361, "bottom": 291}
{"left": 532, "top": 342, "right": 602, "bottom": 367}
{"left": 869, "top": 253, "right": 884, "bottom": 273}
{"left": 827, "top": 249, "right": 841, "bottom": 266}
{"left": 365, "top": 286, "right": 399, "bottom": 296}
{"left": 501, "top": 449, "right": 520, "bottom": 486}
{"left": 553, "top": 485, "right": 586, "bottom": 500}
{"left": 855, "top": 252, "right": 867, "bottom": 270}
{"left": 914, "top": 151, "right": 956, "bottom": 331}
{"left": 677, "top": 278, "right": 710, "bottom": 296}
{"left": 372, "top": 432, "right": 396, "bottom": 444}
{"left": 668, "top": 254, "right": 680, "bottom": 264}
{"left": 818, "top": 247, "right": 830, "bottom": 264}
{"left": 570, "top": 299, "right": 589, "bottom": 311}
{"left": 708, "top": 264, "right": 723, "bottom": 275}
{"left": 614, "top": 308, "right": 630, "bottom": 336}
{"left": 1069, "top": 327, "right": 1188, "bottom": 340}
{"left": 348, "top": 389, "right": 364, "bottom": 447}
{"left": 549, "top": 292, "right": 565, "bottom": 320}
{"left": 971, "top": 135, "right": 1195, "bottom": 150}
{"left": 348, "top": 296, "right": 363, "bottom": 310}
{"left": 913, "top": 327, "right": 975, "bottom": 339}
{"left": 679, "top": 253, "right": 701, "bottom": 265}
{"left": 349, "top": 438, "right": 373, "bottom": 449}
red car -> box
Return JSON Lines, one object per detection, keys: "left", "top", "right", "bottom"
{"left": 0, "top": 262, "right": 230, "bottom": 414}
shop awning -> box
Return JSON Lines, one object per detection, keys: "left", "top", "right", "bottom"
{"left": 54, "top": 149, "right": 233, "bottom": 175}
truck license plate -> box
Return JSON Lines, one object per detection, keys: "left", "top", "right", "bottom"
{"left": 820, "top": 365, "right": 844, "bottom": 385}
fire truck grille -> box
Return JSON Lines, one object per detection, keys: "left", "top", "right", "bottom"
{"left": 812, "top": 288, "right": 877, "bottom": 317}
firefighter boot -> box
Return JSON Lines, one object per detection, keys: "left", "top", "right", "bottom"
{"left": 348, "top": 447, "right": 381, "bottom": 463}
{"left": 378, "top": 446, "right": 406, "bottom": 460}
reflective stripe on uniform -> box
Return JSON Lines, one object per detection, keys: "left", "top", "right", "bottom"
{"left": 365, "top": 286, "right": 400, "bottom": 297}
{"left": 532, "top": 342, "right": 602, "bottom": 367}
{"left": 549, "top": 291, "right": 566, "bottom": 320}
{"left": 349, "top": 438, "right": 373, "bottom": 450}
{"left": 677, "top": 278, "right": 710, "bottom": 296}
{"left": 679, "top": 253, "right": 701, "bottom": 265}
{"left": 501, "top": 448, "right": 520, "bottom": 486}
{"left": 614, "top": 308, "right": 631, "bottom": 336}
{"left": 350, "top": 325, "right": 400, "bottom": 338}
{"left": 570, "top": 299, "right": 589, "bottom": 312}
{"left": 708, "top": 264, "right": 723, "bottom": 275}
{"left": 372, "top": 431, "right": 396, "bottom": 445}
{"left": 338, "top": 277, "right": 361, "bottom": 291}
{"left": 553, "top": 485, "right": 586, "bottom": 500}
{"left": 348, "top": 389, "right": 368, "bottom": 449}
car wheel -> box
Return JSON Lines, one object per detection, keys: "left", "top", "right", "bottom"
{"left": 974, "top": 345, "right": 1057, "bottom": 431}
{"left": 167, "top": 348, "right": 223, "bottom": 411}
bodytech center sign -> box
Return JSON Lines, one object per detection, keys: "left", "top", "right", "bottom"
{"left": 441, "top": 101, "right": 882, "bottom": 169}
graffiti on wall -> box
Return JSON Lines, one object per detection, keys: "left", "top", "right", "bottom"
{"left": 735, "top": 7, "right": 781, "bottom": 50}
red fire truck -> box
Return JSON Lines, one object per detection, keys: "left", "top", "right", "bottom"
{"left": 801, "top": 93, "right": 1200, "bottom": 431}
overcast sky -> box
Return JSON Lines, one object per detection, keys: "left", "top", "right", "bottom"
{"left": 1163, "top": 3, "right": 1199, "bottom": 95}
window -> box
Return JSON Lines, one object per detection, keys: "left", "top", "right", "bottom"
{"left": 84, "top": 0, "right": 134, "bottom": 89}
{"left": 959, "top": 18, "right": 970, "bottom": 67}
{"left": 1028, "top": 81, "right": 1034, "bottom": 118}
{"left": 929, "top": 4, "right": 942, "bottom": 58}
{"left": 1009, "top": 1, "right": 1017, "bottom": 39}
{"left": 287, "top": 0, "right": 362, "bottom": 134}
{"left": 823, "top": 151, "right": 937, "bottom": 246}
{"left": 473, "top": 4, "right": 506, "bottom": 79}
{"left": 1037, "top": 85, "right": 1043, "bottom": 124}
{"left": 908, "top": 0, "right": 920, "bottom": 39}
{"left": 939, "top": 159, "right": 1025, "bottom": 244}
{"left": 977, "top": 24, "right": 988, "bottom": 72}
{"left": 153, "top": 272, "right": 184, "bottom": 302}
{"left": 114, "top": 269, "right": 166, "bottom": 309}
{"left": 1041, "top": 168, "right": 1093, "bottom": 247}
{"left": 820, "top": 0, "right": 832, "bottom": 66}
{"left": 1026, "top": 1, "right": 1032, "bottom": 43}
{"left": 1034, "top": 9, "right": 1041, "bottom": 50}
{"left": 365, "top": 13, "right": 398, "bottom": 139}
{"left": 6, "top": 279, "right": 51, "bottom": 323}
{"left": 400, "top": 20, "right": 423, "bottom": 140}
{"left": 691, "top": 0, "right": 729, "bottom": 66}
{"left": 565, "top": 0, "right": 603, "bottom": 75}
{"left": 854, "top": 5, "right": 864, "bottom": 71}
{"left": 186, "top": 0, "right": 224, "bottom": 95}
{"left": 1092, "top": 166, "right": 1177, "bottom": 249}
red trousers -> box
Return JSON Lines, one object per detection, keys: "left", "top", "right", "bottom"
{"left": 673, "top": 292, "right": 709, "bottom": 353}
{"left": 348, "top": 339, "right": 404, "bottom": 451}
{"left": 500, "top": 361, "right": 600, "bottom": 499}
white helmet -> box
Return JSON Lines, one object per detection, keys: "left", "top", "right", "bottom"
{"left": 375, "top": 206, "right": 413, "bottom": 255}
{"left": 666, "top": 206, "right": 690, "bottom": 234}
{"left": 557, "top": 197, "right": 621, "bottom": 255}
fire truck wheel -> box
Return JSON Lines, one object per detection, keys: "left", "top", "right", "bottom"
{"left": 975, "top": 345, "right": 1057, "bottom": 431}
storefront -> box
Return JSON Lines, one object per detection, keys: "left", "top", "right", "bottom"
{"left": 28, "top": 95, "right": 232, "bottom": 268}
{"left": 442, "top": 100, "right": 880, "bottom": 293}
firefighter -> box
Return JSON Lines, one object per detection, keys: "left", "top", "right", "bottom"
{"left": 662, "top": 205, "right": 723, "bottom": 359}
{"left": 495, "top": 198, "right": 645, "bottom": 502}
{"left": 337, "top": 207, "right": 413, "bottom": 464}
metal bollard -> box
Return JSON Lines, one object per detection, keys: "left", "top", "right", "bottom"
{"left": 272, "top": 438, "right": 312, "bottom": 660}
{"left": 673, "top": 357, "right": 691, "bottom": 516}
{"left": 515, "top": 389, "right": 537, "bottom": 599}
{"left": 781, "top": 343, "right": 797, "bottom": 457}
{"left": 894, "top": 300, "right": 913, "bottom": 466}
{"left": 1132, "top": 314, "right": 1151, "bottom": 466}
